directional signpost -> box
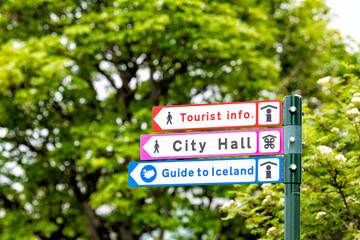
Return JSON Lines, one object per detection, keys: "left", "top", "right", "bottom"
{"left": 129, "top": 157, "right": 281, "bottom": 187}
{"left": 130, "top": 96, "right": 302, "bottom": 240}
{"left": 140, "top": 128, "right": 283, "bottom": 160}
{"left": 283, "top": 96, "right": 302, "bottom": 240}
{"left": 152, "top": 100, "right": 282, "bottom": 131}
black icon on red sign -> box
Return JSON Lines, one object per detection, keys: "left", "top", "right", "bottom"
{"left": 167, "top": 112, "right": 172, "bottom": 125}
{"left": 260, "top": 105, "right": 278, "bottom": 122}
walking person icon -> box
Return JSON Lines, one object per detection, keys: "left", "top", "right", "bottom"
{"left": 154, "top": 140, "right": 160, "bottom": 153}
{"left": 166, "top": 112, "right": 172, "bottom": 125}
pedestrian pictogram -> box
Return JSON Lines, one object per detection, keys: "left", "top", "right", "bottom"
{"left": 167, "top": 112, "right": 172, "bottom": 125}
{"left": 140, "top": 128, "right": 283, "bottom": 160}
{"left": 152, "top": 100, "right": 282, "bottom": 131}
{"left": 131, "top": 95, "right": 303, "bottom": 240}
{"left": 154, "top": 140, "right": 159, "bottom": 153}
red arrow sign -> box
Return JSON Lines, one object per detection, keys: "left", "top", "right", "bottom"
{"left": 152, "top": 100, "right": 282, "bottom": 132}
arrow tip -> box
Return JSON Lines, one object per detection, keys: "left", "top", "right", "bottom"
{"left": 128, "top": 162, "right": 140, "bottom": 187}
{"left": 152, "top": 106, "right": 163, "bottom": 131}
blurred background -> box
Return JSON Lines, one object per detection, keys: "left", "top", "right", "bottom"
{"left": 0, "top": 0, "right": 359, "bottom": 239}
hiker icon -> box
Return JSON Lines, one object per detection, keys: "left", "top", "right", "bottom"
{"left": 166, "top": 112, "right": 172, "bottom": 125}
{"left": 154, "top": 140, "right": 160, "bottom": 153}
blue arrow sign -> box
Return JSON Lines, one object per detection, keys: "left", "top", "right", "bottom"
{"left": 128, "top": 157, "right": 282, "bottom": 187}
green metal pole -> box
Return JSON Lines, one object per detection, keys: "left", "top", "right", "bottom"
{"left": 283, "top": 95, "right": 302, "bottom": 240}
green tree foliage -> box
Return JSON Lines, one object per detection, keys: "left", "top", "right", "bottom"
{"left": 222, "top": 67, "right": 360, "bottom": 239}
{"left": 0, "top": 0, "right": 355, "bottom": 239}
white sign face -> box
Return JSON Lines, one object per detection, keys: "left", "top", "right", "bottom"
{"left": 258, "top": 101, "right": 281, "bottom": 126}
{"left": 258, "top": 130, "right": 281, "bottom": 153}
{"left": 128, "top": 157, "right": 282, "bottom": 187}
{"left": 257, "top": 158, "right": 280, "bottom": 182}
{"left": 140, "top": 128, "right": 283, "bottom": 160}
{"left": 152, "top": 100, "right": 282, "bottom": 131}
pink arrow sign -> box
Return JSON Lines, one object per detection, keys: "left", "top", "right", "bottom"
{"left": 152, "top": 100, "right": 282, "bottom": 132}
{"left": 140, "top": 128, "right": 283, "bottom": 160}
